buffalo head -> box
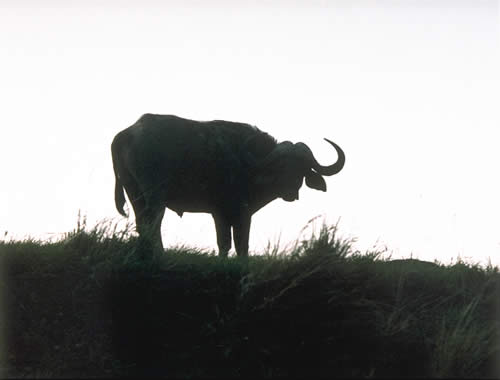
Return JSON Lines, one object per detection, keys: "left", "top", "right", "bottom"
{"left": 250, "top": 138, "right": 345, "bottom": 205}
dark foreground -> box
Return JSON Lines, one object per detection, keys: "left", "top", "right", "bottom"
{"left": 1, "top": 223, "right": 499, "bottom": 378}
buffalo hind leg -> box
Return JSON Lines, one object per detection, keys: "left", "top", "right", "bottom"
{"left": 137, "top": 205, "right": 165, "bottom": 256}
{"left": 122, "top": 179, "right": 149, "bottom": 241}
{"left": 123, "top": 177, "right": 165, "bottom": 256}
{"left": 213, "top": 214, "right": 231, "bottom": 257}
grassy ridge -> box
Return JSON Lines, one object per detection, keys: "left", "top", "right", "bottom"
{"left": 0, "top": 221, "right": 499, "bottom": 378}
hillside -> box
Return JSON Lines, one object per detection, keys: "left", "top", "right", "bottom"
{"left": 1, "top": 221, "right": 499, "bottom": 378}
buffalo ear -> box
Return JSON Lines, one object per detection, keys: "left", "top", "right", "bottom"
{"left": 305, "top": 170, "right": 327, "bottom": 191}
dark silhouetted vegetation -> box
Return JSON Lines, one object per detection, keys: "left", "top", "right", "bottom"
{"left": 1, "top": 218, "right": 499, "bottom": 378}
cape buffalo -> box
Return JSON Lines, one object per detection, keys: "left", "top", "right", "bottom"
{"left": 111, "top": 114, "right": 345, "bottom": 257}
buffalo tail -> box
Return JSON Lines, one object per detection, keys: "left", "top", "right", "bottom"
{"left": 111, "top": 136, "right": 128, "bottom": 217}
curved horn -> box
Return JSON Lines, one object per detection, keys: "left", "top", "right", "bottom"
{"left": 295, "top": 138, "right": 345, "bottom": 176}
{"left": 316, "top": 138, "right": 345, "bottom": 176}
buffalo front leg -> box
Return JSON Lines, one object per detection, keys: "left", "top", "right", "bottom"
{"left": 212, "top": 213, "right": 231, "bottom": 257}
{"left": 233, "top": 212, "right": 251, "bottom": 258}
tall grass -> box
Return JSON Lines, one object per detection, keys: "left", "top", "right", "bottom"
{"left": 0, "top": 217, "right": 498, "bottom": 378}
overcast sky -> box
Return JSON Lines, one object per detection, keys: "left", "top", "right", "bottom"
{"left": 1, "top": 1, "right": 499, "bottom": 266}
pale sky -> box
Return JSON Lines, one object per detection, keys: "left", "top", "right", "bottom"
{"left": 1, "top": 1, "right": 499, "bottom": 266}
